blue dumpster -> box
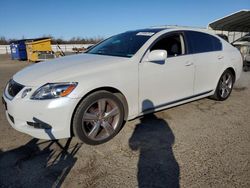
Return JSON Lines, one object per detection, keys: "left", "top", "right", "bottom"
{"left": 10, "top": 40, "right": 28, "bottom": 60}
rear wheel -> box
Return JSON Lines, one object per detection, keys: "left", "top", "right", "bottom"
{"left": 73, "top": 91, "right": 125, "bottom": 145}
{"left": 211, "top": 69, "right": 234, "bottom": 101}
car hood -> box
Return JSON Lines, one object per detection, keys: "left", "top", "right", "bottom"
{"left": 13, "top": 53, "right": 129, "bottom": 86}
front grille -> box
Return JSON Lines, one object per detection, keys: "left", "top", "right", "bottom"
{"left": 7, "top": 79, "right": 24, "bottom": 98}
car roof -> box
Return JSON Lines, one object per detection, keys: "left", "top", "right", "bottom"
{"left": 126, "top": 26, "right": 213, "bottom": 35}
{"left": 125, "top": 28, "right": 166, "bottom": 33}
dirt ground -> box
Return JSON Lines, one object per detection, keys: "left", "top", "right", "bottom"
{"left": 0, "top": 54, "right": 249, "bottom": 188}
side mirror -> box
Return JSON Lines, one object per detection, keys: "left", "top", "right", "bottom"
{"left": 147, "top": 50, "right": 167, "bottom": 63}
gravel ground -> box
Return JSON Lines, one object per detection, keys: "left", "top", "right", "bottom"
{"left": 0, "top": 54, "right": 249, "bottom": 188}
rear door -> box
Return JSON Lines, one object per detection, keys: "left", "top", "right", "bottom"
{"left": 185, "top": 31, "right": 224, "bottom": 95}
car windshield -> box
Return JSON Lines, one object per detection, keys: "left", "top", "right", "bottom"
{"left": 87, "top": 31, "right": 155, "bottom": 58}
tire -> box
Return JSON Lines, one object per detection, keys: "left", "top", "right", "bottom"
{"left": 211, "top": 69, "right": 235, "bottom": 101}
{"left": 243, "top": 65, "right": 248, "bottom": 72}
{"left": 72, "top": 91, "right": 125, "bottom": 145}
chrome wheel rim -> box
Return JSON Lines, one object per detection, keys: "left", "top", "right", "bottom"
{"left": 219, "top": 73, "right": 233, "bottom": 98}
{"left": 81, "top": 98, "right": 120, "bottom": 141}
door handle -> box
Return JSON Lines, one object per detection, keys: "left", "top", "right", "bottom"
{"left": 217, "top": 55, "right": 224, "bottom": 60}
{"left": 185, "top": 62, "right": 193, "bottom": 66}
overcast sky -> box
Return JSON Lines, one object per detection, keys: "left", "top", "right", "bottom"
{"left": 0, "top": 0, "right": 249, "bottom": 39}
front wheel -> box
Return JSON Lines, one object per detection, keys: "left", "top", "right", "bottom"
{"left": 72, "top": 91, "right": 125, "bottom": 145}
{"left": 243, "top": 65, "right": 249, "bottom": 72}
{"left": 211, "top": 70, "right": 234, "bottom": 101}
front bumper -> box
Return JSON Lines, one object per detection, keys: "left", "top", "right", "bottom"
{"left": 2, "top": 93, "right": 79, "bottom": 140}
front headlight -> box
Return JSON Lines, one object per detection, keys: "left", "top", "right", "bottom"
{"left": 31, "top": 82, "right": 78, "bottom": 100}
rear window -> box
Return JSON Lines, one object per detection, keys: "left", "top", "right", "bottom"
{"left": 186, "top": 31, "right": 222, "bottom": 53}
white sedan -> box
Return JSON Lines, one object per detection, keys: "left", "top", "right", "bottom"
{"left": 2, "top": 27, "right": 242, "bottom": 145}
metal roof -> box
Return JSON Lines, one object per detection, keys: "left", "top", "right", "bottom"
{"left": 208, "top": 10, "right": 250, "bottom": 32}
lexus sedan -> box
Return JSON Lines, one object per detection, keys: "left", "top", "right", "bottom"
{"left": 2, "top": 27, "right": 242, "bottom": 145}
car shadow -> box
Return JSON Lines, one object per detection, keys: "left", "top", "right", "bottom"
{"left": 0, "top": 137, "right": 82, "bottom": 188}
{"left": 129, "top": 100, "right": 180, "bottom": 188}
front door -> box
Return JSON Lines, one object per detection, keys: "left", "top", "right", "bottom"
{"left": 139, "top": 33, "right": 195, "bottom": 112}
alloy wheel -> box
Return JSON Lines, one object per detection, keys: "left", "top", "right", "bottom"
{"left": 219, "top": 72, "right": 233, "bottom": 98}
{"left": 81, "top": 98, "right": 121, "bottom": 141}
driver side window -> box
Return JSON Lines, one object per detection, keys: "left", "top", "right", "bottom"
{"left": 151, "top": 34, "right": 185, "bottom": 57}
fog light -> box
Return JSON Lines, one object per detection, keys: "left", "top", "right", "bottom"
{"left": 21, "top": 88, "right": 32, "bottom": 98}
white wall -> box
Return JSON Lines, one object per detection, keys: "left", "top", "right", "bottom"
{"left": 0, "top": 45, "right": 10, "bottom": 54}
{"left": 51, "top": 44, "right": 93, "bottom": 52}
{"left": 0, "top": 44, "right": 93, "bottom": 54}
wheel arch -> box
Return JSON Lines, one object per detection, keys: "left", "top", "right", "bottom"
{"left": 226, "top": 67, "right": 236, "bottom": 83}
{"left": 70, "top": 86, "right": 129, "bottom": 136}
{"left": 215, "top": 67, "right": 236, "bottom": 90}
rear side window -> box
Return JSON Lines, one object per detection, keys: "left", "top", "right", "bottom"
{"left": 186, "top": 31, "right": 222, "bottom": 54}
{"left": 212, "top": 36, "right": 223, "bottom": 51}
